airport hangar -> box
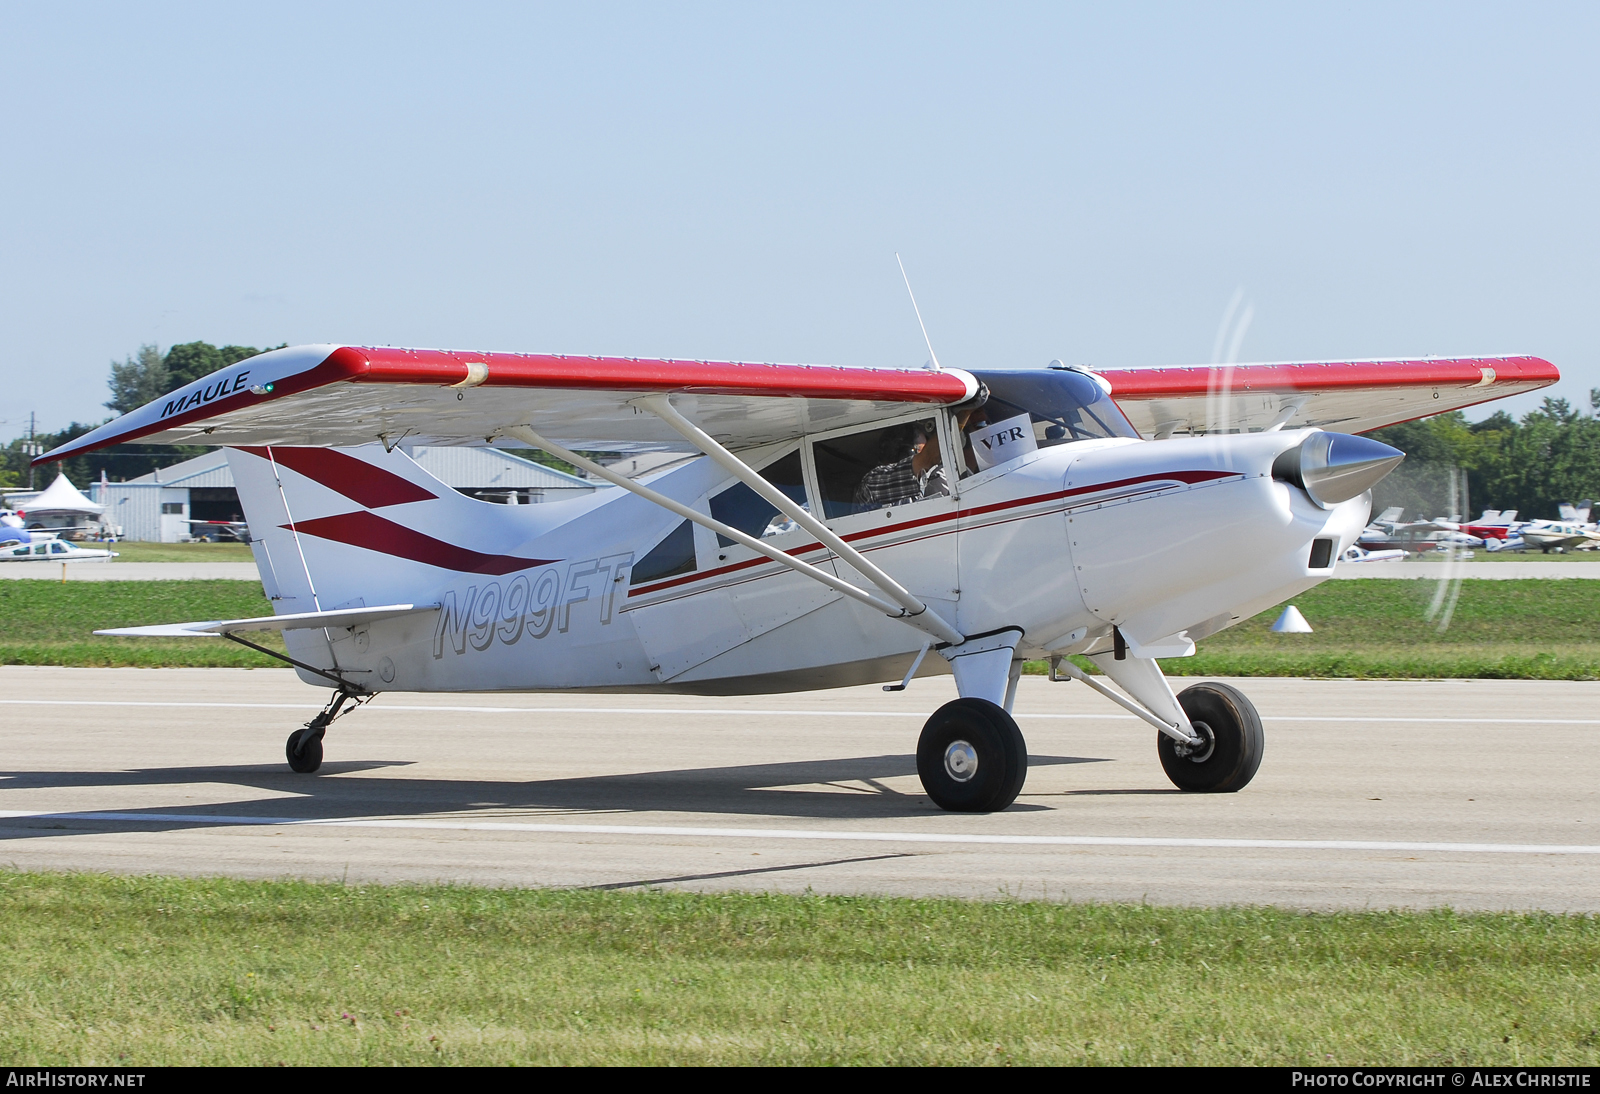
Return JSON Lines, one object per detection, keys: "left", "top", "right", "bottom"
{"left": 86, "top": 447, "right": 595, "bottom": 542}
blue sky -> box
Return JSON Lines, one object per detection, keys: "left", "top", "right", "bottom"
{"left": 2, "top": 2, "right": 1595, "bottom": 440}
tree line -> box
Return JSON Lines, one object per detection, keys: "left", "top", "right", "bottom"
{"left": 2, "top": 342, "right": 281, "bottom": 490}
{"left": 1368, "top": 394, "right": 1600, "bottom": 522}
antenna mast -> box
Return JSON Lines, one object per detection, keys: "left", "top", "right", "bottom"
{"left": 896, "top": 253, "right": 942, "bottom": 372}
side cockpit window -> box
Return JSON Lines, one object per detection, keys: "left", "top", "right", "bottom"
{"left": 812, "top": 419, "right": 948, "bottom": 518}
{"left": 707, "top": 450, "right": 807, "bottom": 546}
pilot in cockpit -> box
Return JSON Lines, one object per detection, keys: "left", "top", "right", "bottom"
{"left": 853, "top": 420, "right": 946, "bottom": 508}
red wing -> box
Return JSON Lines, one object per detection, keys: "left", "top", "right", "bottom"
{"left": 1102, "top": 356, "right": 1557, "bottom": 438}
{"left": 38, "top": 345, "right": 980, "bottom": 464}
{"left": 37, "top": 346, "right": 1555, "bottom": 463}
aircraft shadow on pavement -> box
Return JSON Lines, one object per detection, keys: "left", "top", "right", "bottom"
{"left": 0, "top": 752, "right": 1109, "bottom": 836}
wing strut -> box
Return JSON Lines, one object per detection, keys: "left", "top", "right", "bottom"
{"left": 635, "top": 395, "right": 965, "bottom": 645}
{"left": 501, "top": 423, "right": 965, "bottom": 648}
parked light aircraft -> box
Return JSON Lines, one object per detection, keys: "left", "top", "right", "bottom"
{"left": 0, "top": 536, "right": 117, "bottom": 562}
{"left": 1357, "top": 507, "right": 1487, "bottom": 554}
{"left": 37, "top": 347, "right": 1556, "bottom": 811}
{"left": 1470, "top": 504, "right": 1600, "bottom": 553}
{"left": 183, "top": 518, "right": 253, "bottom": 543}
{"left": 1339, "top": 545, "right": 1407, "bottom": 564}
{"left": 1460, "top": 509, "right": 1519, "bottom": 542}
{"left": 1517, "top": 520, "right": 1600, "bottom": 553}
{"left": 0, "top": 510, "right": 28, "bottom": 546}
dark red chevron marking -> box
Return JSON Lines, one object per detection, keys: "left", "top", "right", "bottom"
{"left": 240, "top": 446, "right": 437, "bottom": 508}
{"left": 283, "top": 511, "right": 557, "bottom": 575}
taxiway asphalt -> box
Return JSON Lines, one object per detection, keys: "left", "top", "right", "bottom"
{"left": 0, "top": 562, "right": 260, "bottom": 581}
{"left": 1, "top": 667, "right": 1596, "bottom": 912}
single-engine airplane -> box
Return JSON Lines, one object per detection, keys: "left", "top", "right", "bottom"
{"left": 0, "top": 537, "right": 117, "bottom": 562}
{"left": 37, "top": 347, "right": 1557, "bottom": 811}
{"left": 1517, "top": 519, "right": 1600, "bottom": 553}
{"left": 183, "top": 517, "right": 253, "bottom": 543}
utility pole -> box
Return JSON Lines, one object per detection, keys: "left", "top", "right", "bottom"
{"left": 25, "top": 412, "right": 37, "bottom": 490}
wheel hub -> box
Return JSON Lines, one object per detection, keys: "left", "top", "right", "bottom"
{"left": 1174, "top": 720, "right": 1215, "bottom": 763}
{"left": 943, "top": 739, "right": 979, "bottom": 782}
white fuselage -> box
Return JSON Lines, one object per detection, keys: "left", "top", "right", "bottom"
{"left": 239, "top": 428, "right": 1366, "bottom": 697}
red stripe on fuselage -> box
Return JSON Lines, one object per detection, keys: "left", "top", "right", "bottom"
{"left": 283, "top": 511, "right": 558, "bottom": 575}
{"left": 626, "top": 468, "right": 1238, "bottom": 597}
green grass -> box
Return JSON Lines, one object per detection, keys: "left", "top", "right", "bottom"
{"left": 1177, "top": 577, "right": 1600, "bottom": 679}
{"left": 0, "top": 872, "right": 1595, "bottom": 1066}
{"left": 3, "top": 577, "right": 1599, "bottom": 678}
{"left": 0, "top": 580, "right": 283, "bottom": 668}
{"left": 1024, "top": 577, "right": 1600, "bottom": 681}
{"left": 1459, "top": 550, "right": 1600, "bottom": 562}
{"left": 106, "top": 541, "right": 256, "bottom": 563}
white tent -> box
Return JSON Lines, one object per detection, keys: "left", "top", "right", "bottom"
{"left": 21, "top": 474, "right": 103, "bottom": 515}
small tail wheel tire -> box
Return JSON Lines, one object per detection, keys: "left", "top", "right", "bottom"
{"left": 286, "top": 726, "right": 324, "bottom": 774}
{"left": 917, "top": 698, "right": 1028, "bottom": 812}
{"left": 1158, "top": 681, "right": 1263, "bottom": 792}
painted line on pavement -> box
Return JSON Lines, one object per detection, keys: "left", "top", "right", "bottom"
{"left": 0, "top": 810, "right": 1596, "bottom": 856}
{"left": 2, "top": 698, "right": 1598, "bottom": 726}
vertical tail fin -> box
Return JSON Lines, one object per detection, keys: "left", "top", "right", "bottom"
{"left": 228, "top": 444, "right": 576, "bottom": 685}
{"left": 228, "top": 445, "right": 567, "bottom": 615}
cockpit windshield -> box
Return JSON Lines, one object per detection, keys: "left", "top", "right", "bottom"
{"left": 958, "top": 368, "right": 1138, "bottom": 473}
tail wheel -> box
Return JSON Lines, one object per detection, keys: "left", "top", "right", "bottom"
{"left": 286, "top": 726, "right": 324, "bottom": 774}
{"left": 1158, "top": 682, "right": 1263, "bottom": 792}
{"left": 917, "top": 698, "right": 1028, "bottom": 812}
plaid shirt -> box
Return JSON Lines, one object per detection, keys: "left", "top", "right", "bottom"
{"left": 854, "top": 457, "right": 948, "bottom": 508}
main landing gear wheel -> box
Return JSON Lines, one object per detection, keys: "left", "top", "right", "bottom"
{"left": 1157, "top": 681, "right": 1264, "bottom": 793}
{"left": 285, "top": 725, "right": 325, "bottom": 774}
{"left": 917, "top": 698, "right": 1028, "bottom": 812}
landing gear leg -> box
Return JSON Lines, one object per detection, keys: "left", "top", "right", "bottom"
{"left": 285, "top": 689, "right": 367, "bottom": 775}
{"left": 1051, "top": 651, "right": 1266, "bottom": 793}
{"left": 922, "top": 628, "right": 1030, "bottom": 812}
{"left": 1158, "top": 682, "right": 1264, "bottom": 793}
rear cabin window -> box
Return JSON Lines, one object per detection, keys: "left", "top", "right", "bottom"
{"left": 632, "top": 520, "right": 696, "bottom": 584}
{"left": 706, "top": 451, "right": 807, "bottom": 548}
{"left": 960, "top": 369, "right": 1138, "bottom": 474}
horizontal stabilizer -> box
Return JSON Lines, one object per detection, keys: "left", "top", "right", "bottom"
{"left": 95, "top": 603, "right": 438, "bottom": 638}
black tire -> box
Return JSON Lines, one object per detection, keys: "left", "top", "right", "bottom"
{"left": 286, "top": 727, "right": 324, "bottom": 774}
{"left": 917, "top": 698, "right": 1028, "bottom": 812}
{"left": 1157, "top": 682, "right": 1263, "bottom": 792}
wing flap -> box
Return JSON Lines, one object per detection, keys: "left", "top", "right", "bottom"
{"left": 95, "top": 603, "right": 438, "bottom": 638}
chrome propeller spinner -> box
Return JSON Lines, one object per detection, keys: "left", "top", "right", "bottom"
{"left": 1273, "top": 431, "right": 1405, "bottom": 508}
